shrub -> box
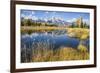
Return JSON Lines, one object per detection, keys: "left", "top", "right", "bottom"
{"left": 67, "top": 28, "right": 89, "bottom": 40}
{"left": 77, "top": 44, "right": 88, "bottom": 52}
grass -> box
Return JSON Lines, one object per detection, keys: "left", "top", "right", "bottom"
{"left": 21, "top": 26, "right": 68, "bottom": 31}
{"left": 77, "top": 44, "right": 88, "bottom": 52}
{"left": 31, "top": 47, "right": 89, "bottom": 62}
{"left": 21, "top": 41, "right": 89, "bottom": 63}
{"left": 21, "top": 26, "right": 66, "bottom": 34}
{"left": 67, "top": 28, "right": 89, "bottom": 40}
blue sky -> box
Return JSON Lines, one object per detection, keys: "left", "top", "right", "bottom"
{"left": 21, "top": 9, "right": 90, "bottom": 24}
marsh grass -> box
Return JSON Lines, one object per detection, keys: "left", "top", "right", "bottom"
{"left": 31, "top": 47, "right": 89, "bottom": 62}
{"left": 67, "top": 28, "right": 89, "bottom": 40}
{"left": 21, "top": 42, "right": 89, "bottom": 62}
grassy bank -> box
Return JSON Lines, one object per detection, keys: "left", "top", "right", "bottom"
{"left": 67, "top": 28, "right": 89, "bottom": 40}
{"left": 31, "top": 47, "right": 89, "bottom": 62}
{"left": 21, "top": 26, "right": 68, "bottom": 31}
{"left": 21, "top": 26, "right": 68, "bottom": 34}
{"left": 21, "top": 44, "right": 89, "bottom": 62}
{"left": 21, "top": 26, "right": 89, "bottom": 40}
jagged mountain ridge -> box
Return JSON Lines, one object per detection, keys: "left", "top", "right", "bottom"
{"left": 21, "top": 17, "right": 72, "bottom": 26}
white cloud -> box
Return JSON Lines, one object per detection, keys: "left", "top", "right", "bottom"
{"left": 45, "top": 11, "right": 49, "bottom": 14}
{"left": 54, "top": 17, "right": 63, "bottom": 21}
{"left": 67, "top": 18, "right": 90, "bottom": 25}
{"left": 32, "top": 16, "right": 38, "bottom": 20}
{"left": 21, "top": 10, "right": 37, "bottom": 20}
{"left": 23, "top": 15, "right": 38, "bottom": 21}
{"left": 67, "top": 18, "right": 77, "bottom": 22}
{"left": 21, "top": 14, "right": 26, "bottom": 18}
{"left": 44, "top": 18, "right": 48, "bottom": 22}
{"left": 31, "top": 11, "right": 35, "bottom": 15}
{"left": 24, "top": 14, "right": 32, "bottom": 19}
{"left": 21, "top": 10, "right": 35, "bottom": 19}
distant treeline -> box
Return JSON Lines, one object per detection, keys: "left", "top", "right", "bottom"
{"left": 21, "top": 19, "right": 58, "bottom": 27}
{"left": 21, "top": 19, "right": 89, "bottom": 28}
{"left": 70, "top": 22, "right": 89, "bottom": 28}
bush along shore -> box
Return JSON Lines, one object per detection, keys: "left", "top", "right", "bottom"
{"left": 67, "top": 28, "right": 89, "bottom": 40}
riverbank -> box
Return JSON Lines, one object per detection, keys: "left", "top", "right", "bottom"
{"left": 67, "top": 28, "right": 89, "bottom": 40}
{"left": 21, "top": 26, "right": 89, "bottom": 39}
{"left": 21, "top": 47, "right": 89, "bottom": 62}
{"left": 32, "top": 47, "right": 89, "bottom": 62}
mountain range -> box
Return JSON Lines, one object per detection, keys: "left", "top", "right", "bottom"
{"left": 22, "top": 17, "right": 72, "bottom": 26}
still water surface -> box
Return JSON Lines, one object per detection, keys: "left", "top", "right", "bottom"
{"left": 21, "top": 30, "right": 89, "bottom": 50}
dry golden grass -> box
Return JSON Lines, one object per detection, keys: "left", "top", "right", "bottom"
{"left": 21, "top": 26, "right": 68, "bottom": 31}
{"left": 67, "top": 28, "right": 89, "bottom": 40}
{"left": 32, "top": 47, "right": 89, "bottom": 62}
